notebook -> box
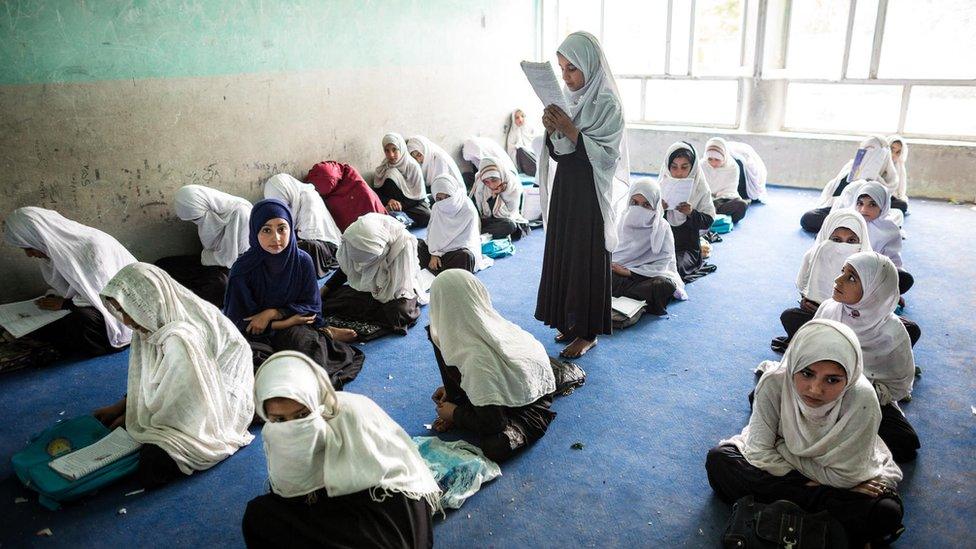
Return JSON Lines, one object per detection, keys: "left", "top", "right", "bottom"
{"left": 611, "top": 296, "right": 646, "bottom": 318}
{"left": 0, "top": 298, "right": 70, "bottom": 338}
{"left": 48, "top": 428, "right": 142, "bottom": 481}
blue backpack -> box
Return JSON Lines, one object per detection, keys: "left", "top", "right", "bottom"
{"left": 482, "top": 236, "right": 515, "bottom": 258}
{"left": 11, "top": 415, "right": 140, "bottom": 510}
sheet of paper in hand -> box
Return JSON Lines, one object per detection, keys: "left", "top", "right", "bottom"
{"left": 520, "top": 61, "right": 570, "bottom": 113}
{"left": 660, "top": 179, "right": 694, "bottom": 209}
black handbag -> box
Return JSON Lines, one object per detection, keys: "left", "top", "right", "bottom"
{"left": 723, "top": 495, "right": 848, "bottom": 549}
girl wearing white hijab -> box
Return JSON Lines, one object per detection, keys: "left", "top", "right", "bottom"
{"left": 242, "top": 351, "right": 440, "bottom": 548}
{"left": 707, "top": 320, "right": 905, "bottom": 548}
{"left": 535, "top": 31, "right": 630, "bottom": 359}
{"left": 263, "top": 173, "right": 342, "bottom": 277}
{"left": 800, "top": 135, "right": 898, "bottom": 233}
{"left": 702, "top": 137, "right": 750, "bottom": 224}
{"left": 725, "top": 139, "right": 768, "bottom": 202}
{"left": 814, "top": 252, "right": 920, "bottom": 462}
{"left": 854, "top": 182, "right": 915, "bottom": 297}
{"left": 471, "top": 156, "right": 530, "bottom": 241}
{"left": 505, "top": 108, "right": 539, "bottom": 175}
{"left": 658, "top": 142, "right": 717, "bottom": 281}
{"left": 406, "top": 135, "right": 465, "bottom": 194}
{"left": 461, "top": 136, "right": 519, "bottom": 177}
{"left": 428, "top": 270, "right": 557, "bottom": 462}
{"left": 92, "top": 263, "right": 255, "bottom": 488}
{"left": 4, "top": 207, "right": 136, "bottom": 355}
{"left": 887, "top": 135, "right": 909, "bottom": 213}
{"left": 771, "top": 209, "right": 870, "bottom": 353}
{"left": 155, "top": 184, "right": 251, "bottom": 307}
{"left": 321, "top": 213, "right": 423, "bottom": 336}
{"left": 373, "top": 132, "right": 431, "bottom": 228}
{"left": 611, "top": 179, "right": 686, "bottom": 316}
{"left": 418, "top": 174, "right": 483, "bottom": 274}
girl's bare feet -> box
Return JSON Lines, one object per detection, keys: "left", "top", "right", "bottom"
{"left": 323, "top": 326, "right": 358, "bottom": 343}
{"left": 560, "top": 337, "right": 597, "bottom": 359}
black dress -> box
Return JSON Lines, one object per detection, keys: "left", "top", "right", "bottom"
{"left": 296, "top": 239, "right": 339, "bottom": 278}
{"left": 321, "top": 269, "right": 420, "bottom": 335}
{"left": 611, "top": 272, "right": 676, "bottom": 316}
{"left": 32, "top": 300, "right": 120, "bottom": 357}
{"left": 242, "top": 488, "right": 433, "bottom": 549}
{"left": 416, "top": 240, "right": 476, "bottom": 274}
{"left": 535, "top": 136, "right": 612, "bottom": 341}
{"left": 375, "top": 179, "right": 431, "bottom": 228}
{"left": 155, "top": 254, "right": 229, "bottom": 308}
{"left": 670, "top": 209, "right": 714, "bottom": 282}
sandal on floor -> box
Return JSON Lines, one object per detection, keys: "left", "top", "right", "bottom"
{"left": 554, "top": 332, "right": 570, "bottom": 343}
{"left": 560, "top": 338, "right": 597, "bottom": 359}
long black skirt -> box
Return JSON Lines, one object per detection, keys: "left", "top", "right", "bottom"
{"left": 155, "top": 254, "right": 229, "bottom": 308}
{"left": 297, "top": 239, "right": 339, "bottom": 278}
{"left": 33, "top": 303, "right": 120, "bottom": 358}
{"left": 534, "top": 137, "right": 611, "bottom": 340}
{"left": 242, "top": 488, "right": 433, "bottom": 549}
{"left": 247, "top": 325, "right": 364, "bottom": 390}
{"left": 611, "top": 272, "right": 676, "bottom": 316}
{"left": 322, "top": 285, "right": 420, "bottom": 336}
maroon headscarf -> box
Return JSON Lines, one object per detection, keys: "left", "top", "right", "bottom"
{"left": 305, "top": 161, "right": 387, "bottom": 231}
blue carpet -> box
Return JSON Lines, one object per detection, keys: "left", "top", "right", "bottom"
{"left": 1, "top": 186, "right": 973, "bottom": 547}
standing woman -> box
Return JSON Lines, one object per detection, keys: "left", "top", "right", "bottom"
{"left": 373, "top": 133, "right": 430, "bottom": 228}
{"left": 4, "top": 207, "right": 136, "bottom": 356}
{"left": 536, "top": 31, "right": 630, "bottom": 359}
{"left": 304, "top": 161, "right": 386, "bottom": 232}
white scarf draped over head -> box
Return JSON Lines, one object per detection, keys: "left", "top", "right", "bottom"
{"left": 263, "top": 174, "right": 341, "bottom": 244}
{"left": 426, "top": 175, "right": 484, "bottom": 268}
{"left": 537, "top": 31, "right": 631, "bottom": 251}
{"left": 429, "top": 270, "right": 556, "bottom": 407}
{"left": 818, "top": 135, "right": 897, "bottom": 207}
{"left": 815, "top": 252, "right": 914, "bottom": 405}
{"left": 373, "top": 133, "right": 426, "bottom": 200}
{"left": 406, "top": 135, "right": 465, "bottom": 194}
{"left": 505, "top": 109, "right": 536, "bottom": 159}
{"left": 701, "top": 137, "right": 742, "bottom": 200}
{"left": 4, "top": 207, "right": 135, "bottom": 348}
{"left": 255, "top": 350, "right": 441, "bottom": 508}
{"left": 725, "top": 140, "right": 768, "bottom": 201}
{"left": 797, "top": 209, "right": 871, "bottom": 304}
{"left": 722, "top": 319, "right": 902, "bottom": 489}
{"left": 886, "top": 135, "right": 909, "bottom": 202}
{"left": 461, "top": 136, "right": 519, "bottom": 175}
{"left": 612, "top": 179, "right": 685, "bottom": 292}
{"left": 100, "top": 263, "right": 254, "bottom": 473}
{"left": 657, "top": 142, "right": 717, "bottom": 226}
{"left": 471, "top": 157, "right": 526, "bottom": 223}
{"left": 856, "top": 181, "right": 903, "bottom": 268}
{"left": 337, "top": 213, "right": 422, "bottom": 303}
{"left": 173, "top": 185, "right": 251, "bottom": 269}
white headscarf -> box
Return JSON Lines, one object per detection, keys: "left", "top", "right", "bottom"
{"left": 406, "top": 135, "right": 464, "bottom": 194}
{"left": 426, "top": 175, "right": 484, "bottom": 270}
{"left": 263, "top": 173, "right": 341, "bottom": 245}
{"left": 373, "top": 133, "right": 427, "bottom": 200}
{"left": 796, "top": 209, "right": 871, "bottom": 304}
{"left": 430, "top": 270, "right": 556, "bottom": 407}
{"left": 4, "top": 207, "right": 135, "bottom": 348}
{"left": 886, "top": 135, "right": 909, "bottom": 202}
{"left": 817, "top": 135, "right": 897, "bottom": 208}
{"left": 537, "top": 31, "right": 631, "bottom": 252}
{"left": 173, "top": 185, "right": 251, "bottom": 269}
{"left": 337, "top": 213, "right": 423, "bottom": 304}
{"left": 612, "top": 179, "right": 685, "bottom": 293}
{"left": 505, "top": 109, "right": 536, "bottom": 160}
{"left": 857, "top": 182, "right": 903, "bottom": 268}
{"left": 100, "top": 263, "right": 254, "bottom": 473}
{"left": 701, "top": 137, "right": 742, "bottom": 200}
{"left": 657, "top": 142, "right": 717, "bottom": 227}
{"left": 726, "top": 140, "right": 768, "bottom": 201}
{"left": 471, "top": 157, "right": 526, "bottom": 223}
{"left": 462, "top": 136, "right": 519, "bottom": 175}
{"left": 255, "top": 350, "right": 441, "bottom": 508}
{"left": 722, "top": 319, "right": 902, "bottom": 489}
{"left": 815, "top": 252, "right": 914, "bottom": 406}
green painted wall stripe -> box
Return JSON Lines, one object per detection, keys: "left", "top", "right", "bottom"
{"left": 0, "top": 0, "right": 528, "bottom": 85}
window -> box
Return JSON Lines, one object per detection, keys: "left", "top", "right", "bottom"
{"left": 784, "top": 83, "right": 901, "bottom": 134}
{"left": 879, "top": 0, "right": 976, "bottom": 80}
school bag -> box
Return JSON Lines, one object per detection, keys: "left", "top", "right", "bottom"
{"left": 711, "top": 214, "right": 734, "bottom": 234}
{"left": 11, "top": 415, "right": 140, "bottom": 510}
{"left": 481, "top": 236, "right": 515, "bottom": 258}
{"left": 722, "top": 495, "right": 849, "bottom": 549}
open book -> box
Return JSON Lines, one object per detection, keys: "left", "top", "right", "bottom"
{"left": 660, "top": 179, "right": 693, "bottom": 209}
{"left": 611, "top": 296, "right": 646, "bottom": 318}
{"left": 48, "top": 427, "right": 142, "bottom": 481}
{"left": 0, "top": 298, "right": 70, "bottom": 339}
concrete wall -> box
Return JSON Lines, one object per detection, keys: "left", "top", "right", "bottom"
{"left": 0, "top": 0, "right": 539, "bottom": 301}
{"left": 626, "top": 126, "right": 976, "bottom": 204}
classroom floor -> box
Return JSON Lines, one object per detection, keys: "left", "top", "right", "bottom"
{"left": 1, "top": 186, "right": 973, "bottom": 547}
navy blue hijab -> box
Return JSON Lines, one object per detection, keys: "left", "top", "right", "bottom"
{"left": 223, "top": 198, "right": 323, "bottom": 331}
